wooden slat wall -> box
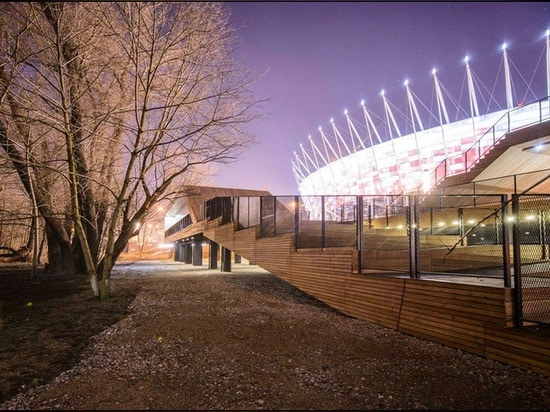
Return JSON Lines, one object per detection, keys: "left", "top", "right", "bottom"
{"left": 198, "top": 222, "right": 550, "bottom": 377}
{"left": 397, "top": 280, "right": 513, "bottom": 356}
{"left": 484, "top": 327, "right": 550, "bottom": 377}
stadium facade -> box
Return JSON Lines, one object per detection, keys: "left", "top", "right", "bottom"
{"left": 292, "top": 32, "right": 550, "bottom": 205}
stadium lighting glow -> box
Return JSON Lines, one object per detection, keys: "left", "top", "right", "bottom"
{"left": 330, "top": 118, "right": 334, "bottom": 124}
{"left": 502, "top": 42, "right": 507, "bottom": 51}
{"left": 344, "top": 109, "right": 348, "bottom": 115}
{"left": 464, "top": 55, "right": 469, "bottom": 63}
{"left": 360, "top": 99, "right": 365, "bottom": 106}
{"left": 380, "top": 89, "right": 385, "bottom": 96}
{"left": 318, "top": 126, "right": 322, "bottom": 131}
{"left": 432, "top": 67, "right": 437, "bottom": 75}
{"left": 404, "top": 79, "right": 409, "bottom": 86}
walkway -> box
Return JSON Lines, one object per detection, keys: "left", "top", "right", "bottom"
{"left": 2, "top": 261, "right": 548, "bottom": 410}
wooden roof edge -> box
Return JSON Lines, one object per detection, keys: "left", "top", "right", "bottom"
{"left": 179, "top": 185, "right": 273, "bottom": 198}
{"left": 165, "top": 185, "right": 274, "bottom": 217}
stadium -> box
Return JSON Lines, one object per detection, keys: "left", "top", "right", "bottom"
{"left": 292, "top": 32, "right": 550, "bottom": 219}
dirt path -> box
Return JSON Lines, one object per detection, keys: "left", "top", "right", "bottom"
{"left": 2, "top": 261, "right": 549, "bottom": 410}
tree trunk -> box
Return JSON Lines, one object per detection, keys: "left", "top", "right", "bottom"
{"left": 44, "top": 227, "right": 79, "bottom": 275}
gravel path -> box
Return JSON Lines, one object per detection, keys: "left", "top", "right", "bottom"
{"left": 2, "top": 261, "right": 549, "bottom": 410}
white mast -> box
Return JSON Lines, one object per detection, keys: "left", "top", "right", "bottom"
{"left": 301, "top": 141, "right": 327, "bottom": 194}
{"left": 503, "top": 43, "right": 513, "bottom": 110}
{"left": 381, "top": 90, "right": 402, "bottom": 138}
{"left": 294, "top": 150, "right": 311, "bottom": 176}
{"left": 309, "top": 133, "right": 329, "bottom": 167}
{"left": 360, "top": 100, "right": 381, "bottom": 179}
{"left": 345, "top": 109, "right": 367, "bottom": 151}
{"left": 433, "top": 68, "right": 450, "bottom": 124}
{"left": 344, "top": 109, "right": 365, "bottom": 192}
{"left": 331, "top": 118, "right": 352, "bottom": 156}
{"left": 381, "top": 90, "right": 404, "bottom": 184}
{"left": 465, "top": 56, "right": 480, "bottom": 117}
{"left": 361, "top": 100, "right": 382, "bottom": 144}
{"left": 300, "top": 141, "right": 319, "bottom": 171}
{"left": 291, "top": 158, "right": 306, "bottom": 184}
{"left": 433, "top": 67, "right": 449, "bottom": 154}
{"left": 405, "top": 79, "right": 423, "bottom": 172}
{"left": 465, "top": 55, "right": 479, "bottom": 141}
{"left": 405, "top": 79, "right": 424, "bottom": 132}
{"left": 316, "top": 130, "right": 339, "bottom": 192}
{"left": 319, "top": 126, "right": 339, "bottom": 163}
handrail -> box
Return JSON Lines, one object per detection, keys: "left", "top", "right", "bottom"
{"left": 432, "top": 96, "right": 550, "bottom": 189}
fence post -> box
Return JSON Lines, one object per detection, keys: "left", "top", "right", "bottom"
{"left": 541, "top": 210, "right": 548, "bottom": 260}
{"left": 512, "top": 194, "right": 523, "bottom": 327}
{"left": 409, "top": 195, "right": 419, "bottom": 279}
{"left": 259, "top": 196, "right": 263, "bottom": 238}
{"left": 273, "top": 196, "right": 277, "bottom": 236}
{"left": 501, "top": 195, "right": 512, "bottom": 288}
{"left": 368, "top": 203, "right": 372, "bottom": 229}
{"left": 321, "top": 195, "right": 326, "bottom": 250}
{"left": 294, "top": 196, "right": 299, "bottom": 251}
{"left": 458, "top": 208, "right": 464, "bottom": 246}
{"left": 357, "top": 195, "right": 363, "bottom": 271}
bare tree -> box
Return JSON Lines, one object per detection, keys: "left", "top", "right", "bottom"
{"left": 0, "top": 2, "right": 260, "bottom": 298}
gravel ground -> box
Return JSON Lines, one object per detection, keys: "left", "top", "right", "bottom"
{"left": 2, "top": 261, "right": 549, "bottom": 410}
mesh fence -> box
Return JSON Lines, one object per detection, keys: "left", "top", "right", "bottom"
{"left": 361, "top": 195, "right": 410, "bottom": 273}
{"left": 416, "top": 195, "right": 507, "bottom": 277}
{"left": 295, "top": 196, "right": 358, "bottom": 249}
{"left": 515, "top": 194, "right": 550, "bottom": 325}
{"left": 222, "top": 193, "right": 550, "bottom": 326}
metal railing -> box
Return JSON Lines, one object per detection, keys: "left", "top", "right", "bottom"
{"left": 194, "top": 193, "right": 549, "bottom": 327}
{"left": 433, "top": 96, "right": 550, "bottom": 187}
{"left": 165, "top": 193, "right": 550, "bottom": 327}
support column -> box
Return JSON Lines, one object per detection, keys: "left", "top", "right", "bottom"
{"left": 209, "top": 240, "right": 219, "bottom": 269}
{"left": 221, "top": 246, "right": 231, "bottom": 272}
{"left": 184, "top": 244, "right": 192, "bottom": 264}
{"left": 192, "top": 238, "right": 203, "bottom": 266}
{"left": 174, "top": 243, "right": 180, "bottom": 261}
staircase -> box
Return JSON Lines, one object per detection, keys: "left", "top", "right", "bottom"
{"left": 432, "top": 118, "right": 550, "bottom": 192}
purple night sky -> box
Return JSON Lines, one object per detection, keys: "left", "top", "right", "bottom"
{"left": 210, "top": 2, "right": 550, "bottom": 195}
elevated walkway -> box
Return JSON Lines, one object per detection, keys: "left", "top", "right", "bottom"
{"left": 433, "top": 119, "right": 550, "bottom": 195}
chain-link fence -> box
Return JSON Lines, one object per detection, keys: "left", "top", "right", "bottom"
{"left": 513, "top": 194, "right": 550, "bottom": 325}
{"left": 200, "top": 193, "right": 550, "bottom": 327}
